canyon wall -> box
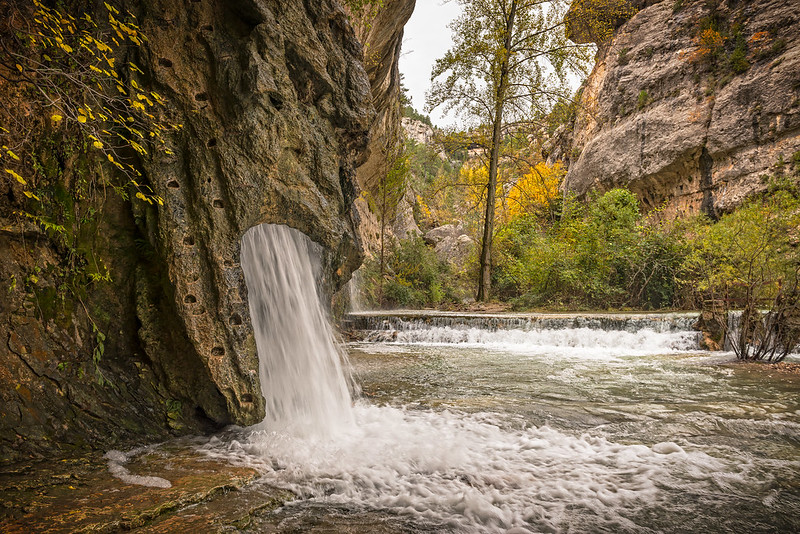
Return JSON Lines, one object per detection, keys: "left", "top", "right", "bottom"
{"left": 560, "top": 0, "right": 800, "bottom": 217}
{"left": 0, "top": 0, "right": 408, "bottom": 461}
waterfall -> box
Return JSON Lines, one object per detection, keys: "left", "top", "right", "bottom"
{"left": 240, "top": 224, "right": 353, "bottom": 436}
{"left": 347, "top": 267, "right": 365, "bottom": 312}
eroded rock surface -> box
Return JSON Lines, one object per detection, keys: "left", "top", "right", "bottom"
{"left": 1, "top": 0, "right": 409, "bottom": 461}
{"left": 562, "top": 0, "right": 800, "bottom": 217}
{"left": 424, "top": 224, "right": 475, "bottom": 267}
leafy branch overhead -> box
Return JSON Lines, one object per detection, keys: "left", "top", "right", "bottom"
{"left": 0, "top": 0, "right": 181, "bottom": 206}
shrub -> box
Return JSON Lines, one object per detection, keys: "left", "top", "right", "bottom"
{"left": 681, "top": 187, "right": 800, "bottom": 361}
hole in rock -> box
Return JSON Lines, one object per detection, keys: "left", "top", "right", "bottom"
{"left": 195, "top": 92, "right": 208, "bottom": 102}
{"left": 229, "top": 314, "right": 242, "bottom": 325}
{"left": 240, "top": 394, "right": 253, "bottom": 403}
{"left": 213, "top": 199, "right": 224, "bottom": 208}
{"left": 167, "top": 180, "right": 180, "bottom": 189}
{"left": 158, "top": 58, "right": 173, "bottom": 68}
{"left": 211, "top": 346, "right": 225, "bottom": 356}
{"left": 183, "top": 236, "right": 195, "bottom": 246}
{"left": 207, "top": 138, "right": 217, "bottom": 147}
{"left": 184, "top": 294, "right": 197, "bottom": 303}
{"left": 202, "top": 25, "right": 213, "bottom": 32}
{"left": 269, "top": 93, "right": 284, "bottom": 110}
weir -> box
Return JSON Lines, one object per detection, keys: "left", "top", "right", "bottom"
{"left": 345, "top": 310, "right": 703, "bottom": 352}
{"left": 347, "top": 310, "right": 701, "bottom": 333}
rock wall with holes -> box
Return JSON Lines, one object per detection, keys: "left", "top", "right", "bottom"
{"left": 557, "top": 0, "right": 800, "bottom": 217}
{"left": 0, "top": 0, "right": 408, "bottom": 461}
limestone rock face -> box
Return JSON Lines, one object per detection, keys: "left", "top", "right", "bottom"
{"left": 349, "top": 0, "right": 416, "bottom": 255}
{"left": 393, "top": 189, "right": 422, "bottom": 240}
{"left": 1, "top": 0, "right": 392, "bottom": 460}
{"left": 402, "top": 117, "right": 436, "bottom": 146}
{"left": 562, "top": 0, "right": 800, "bottom": 217}
{"left": 424, "top": 224, "right": 475, "bottom": 266}
{"left": 136, "top": 0, "right": 374, "bottom": 427}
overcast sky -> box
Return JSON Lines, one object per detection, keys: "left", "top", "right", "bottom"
{"left": 399, "top": 0, "right": 462, "bottom": 128}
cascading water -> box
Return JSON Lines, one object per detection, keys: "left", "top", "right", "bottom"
{"left": 201, "top": 224, "right": 800, "bottom": 533}
{"left": 240, "top": 224, "right": 353, "bottom": 435}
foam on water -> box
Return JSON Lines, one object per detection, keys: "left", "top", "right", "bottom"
{"left": 104, "top": 449, "right": 172, "bottom": 488}
{"left": 200, "top": 403, "right": 763, "bottom": 533}
{"left": 377, "top": 325, "right": 700, "bottom": 357}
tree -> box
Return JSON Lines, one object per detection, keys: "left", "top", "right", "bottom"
{"left": 427, "top": 0, "right": 595, "bottom": 300}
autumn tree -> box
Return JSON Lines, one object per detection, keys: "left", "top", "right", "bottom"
{"left": 427, "top": 0, "right": 595, "bottom": 301}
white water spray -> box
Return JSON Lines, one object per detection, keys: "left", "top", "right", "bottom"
{"left": 240, "top": 224, "right": 353, "bottom": 435}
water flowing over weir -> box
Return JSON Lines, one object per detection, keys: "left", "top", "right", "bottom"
{"left": 202, "top": 225, "right": 800, "bottom": 533}
{"left": 347, "top": 311, "right": 702, "bottom": 356}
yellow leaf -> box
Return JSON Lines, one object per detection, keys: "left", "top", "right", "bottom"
{"left": 15, "top": 64, "right": 23, "bottom": 72}
{"left": 5, "top": 169, "right": 26, "bottom": 184}
{"left": 51, "top": 114, "right": 63, "bottom": 122}
{"left": 77, "top": 115, "right": 87, "bottom": 123}
{"left": 23, "top": 190, "right": 40, "bottom": 201}
{"left": 93, "top": 141, "right": 103, "bottom": 149}
{"left": 107, "top": 154, "right": 115, "bottom": 163}
{"left": 6, "top": 150, "right": 20, "bottom": 161}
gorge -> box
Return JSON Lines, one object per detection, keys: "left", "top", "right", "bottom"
{"left": 1, "top": 0, "right": 799, "bottom": 531}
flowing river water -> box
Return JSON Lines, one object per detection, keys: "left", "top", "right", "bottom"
{"left": 194, "top": 225, "right": 799, "bottom": 532}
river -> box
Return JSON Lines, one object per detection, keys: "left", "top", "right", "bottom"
{"left": 193, "top": 225, "right": 800, "bottom": 533}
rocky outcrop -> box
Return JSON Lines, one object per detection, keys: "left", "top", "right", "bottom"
{"left": 1, "top": 0, "right": 396, "bottom": 461}
{"left": 402, "top": 117, "right": 436, "bottom": 146}
{"left": 424, "top": 224, "right": 475, "bottom": 267}
{"left": 348, "top": 0, "right": 416, "bottom": 256}
{"left": 562, "top": 0, "right": 800, "bottom": 217}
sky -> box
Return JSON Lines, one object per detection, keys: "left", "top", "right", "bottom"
{"left": 399, "top": 0, "right": 462, "bottom": 128}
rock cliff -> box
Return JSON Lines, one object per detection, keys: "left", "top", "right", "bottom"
{"left": 1, "top": 0, "right": 408, "bottom": 461}
{"left": 347, "top": 0, "right": 416, "bottom": 255}
{"left": 561, "top": 0, "right": 800, "bottom": 217}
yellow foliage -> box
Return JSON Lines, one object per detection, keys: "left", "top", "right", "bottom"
{"left": 506, "top": 161, "right": 564, "bottom": 218}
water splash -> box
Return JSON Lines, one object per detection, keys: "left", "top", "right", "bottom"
{"left": 240, "top": 224, "right": 353, "bottom": 436}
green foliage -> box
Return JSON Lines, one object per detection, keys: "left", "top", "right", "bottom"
{"left": 343, "top": 0, "right": 384, "bottom": 18}
{"left": 680, "top": 184, "right": 800, "bottom": 360}
{"left": 493, "top": 188, "right": 689, "bottom": 309}
{"left": 403, "top": 106, "right": 433, "bottom": 128}
{"left": 361, "top": 236, "right": 455, "bottom": 309}
{"left": 637, "top": 89, "right": 651, "bottom": 110}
